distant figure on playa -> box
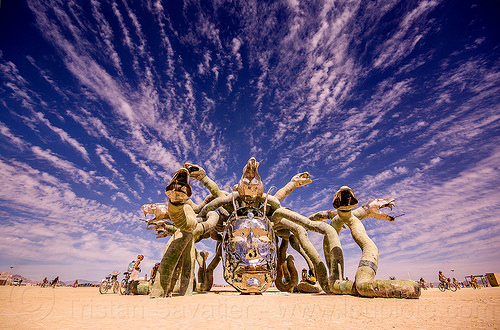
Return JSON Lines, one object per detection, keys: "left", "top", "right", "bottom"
{"left": 41, "top": 277, "right": 48, "bottom": 287}
{"left": 471, "top": 275, "right": 480, "bottom": 289}
{"left": 452, "top": 277, "right": 461, "bottom": 289}
{"left": 438, "top": 271, "right": 448, "bottom": 286}
{"left": 419, "top": 277, "right": 427, "bottom": 289}
{"left": 130, "top": 255, "right": 144, "bottom": 281}
{"left": 50, "top": 276, "right": 59, "bottom": 287}
{"left": 150, "top": 262, "right": 160, "bottom": 284}
{"left": 73, "top": 280, "right": 78, "bottom": 288}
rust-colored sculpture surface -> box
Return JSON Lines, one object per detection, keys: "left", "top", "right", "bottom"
{"left": 143, "top": 158, "right": 420, "bottom": 299}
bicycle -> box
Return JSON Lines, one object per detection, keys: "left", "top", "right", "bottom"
{"left": 119, "top": 271, "right": 131, "bottom": 295}
{"left": 99, "top": 271, "right": 120, "bottom": 294}
{"left": 49, "top": 276, "right": 59, "bottom": 288}
{"left": 438, "top": 280, "right": 457, "bottom": 292}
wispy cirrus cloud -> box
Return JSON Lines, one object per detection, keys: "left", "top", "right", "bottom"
{"left": 33, "top": 112, "right": 90, "bottom": 162}
{"left": 373, "top": 0, "right": 439, "bottom": 69}
{"left": 0, "top": 122, "right": 27, "bottom": 150}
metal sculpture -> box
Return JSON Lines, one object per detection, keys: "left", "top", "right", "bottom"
{"left": 144, "top": 158, "right": 420, "bottom": 299}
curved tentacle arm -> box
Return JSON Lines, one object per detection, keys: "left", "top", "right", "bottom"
{"left": 192, "top": 194, "right": 215, "bottom": 214}
{"left": 199, "top": 175, "right": 225, "bottom": 198}
{"left": 310, "top": 198, "right": 397, "bottom": 234}
{"left": 184, "top": 162, "right": 225, "bottom": 198}
{"left": 275, "top": 238, "right": 298, "bottom": 292}
{"left": 271, "top": 207, "right": 344, "bottom": 286}
{"left": 198, "top": 192, "right": 238, "bottom": 217}
{"left": 196, "top": 250, "right": 209, "bottom": 291}
{"left": 289, "top": 234, "right": 315, "bottom": 273}
{"left": 274, "top": 172, "right": 312, "bottom": 202}
{"left": 276, "top": 218, "right": 332, "bottom": 293}
{"left": 308, "top": 210, "right": 338, "bottom": 222}
{"left": 201, "top": 241, "right": 223, "bottom": 291}
{"left": 198, "top": 192, "right": 281, "bottom": 218}
{"left": 275, "top": 226, "right": 315, "bottom": 273}
{"left": 150, "top": 211, "right": 219, "bottom": 298}
{"left": 337, "top": 210, "right": 420, "bottom": 298}
{"left": 182, "top": 163, "right": 225, "bottom": 212}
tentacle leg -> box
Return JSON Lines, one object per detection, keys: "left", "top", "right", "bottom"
{"left": 272, "top": 208, "right": 344, "bottom": 292}
{"left": 201, "top": 240, "right": 222, "bottom": 292}
{"left": 273, "top": 218, "right": 332, "bottom": 293}
{"left": 338, "top": 210, "right": 420, "bottom": 298}
{"left": 275, "top": 237, "right": 298, "bottom": 292}
{"left": 289, "top": 234, "right": 314, "bottom": 274}
{"left": 150, "top": 229, "right": 193, "bottom": 298}
{"left": 331, "top": 187, "right": 420, "bottom": 298}
{"left": 179, "top": 237, "right": 196, "bottom": 296}
{"left": 195, "top": 250, "right": 209, "bottom": 291}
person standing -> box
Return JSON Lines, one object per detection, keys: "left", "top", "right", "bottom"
{"left": 130, "top": 255, "right": 144, "bottom": 281}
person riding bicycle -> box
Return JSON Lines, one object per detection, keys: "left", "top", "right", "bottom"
{"left": 452, "top": 277, "right": 460, "bottom": 288}
{"left": 111, "top": 270, "right": 119, "bottom": 281}
{"left": 50, "top": 276, "right": 59, "bottom": 287}
{"left": 471, "top": 275, "right": 479, "bottom": 288}
{"left": 41, "top": 277, "right": 48, "bottom": 287}
{"left": 439, "top": 271, "right": 448, "bottom": 287}
{"left": 419, "top": 277, "right": 427, "bottom": 289}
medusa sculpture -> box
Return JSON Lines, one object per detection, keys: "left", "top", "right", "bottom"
{"left": 143, "top": 158, "right": 420, "bottom": 299}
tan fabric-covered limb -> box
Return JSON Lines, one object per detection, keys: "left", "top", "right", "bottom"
{"left": 276, "top": 218, "right": 331, "bottom": 293}
{"left": 275, "top": 238, "right": 298, "bottom": 292}
{"left": 272, "top": 208, "right": 343, "bottom": 285}
{"left": 337, "top": 210, "right": 420, "bottom": 298}
{"left": 200, "top": 175, "right": 225, "bottom": 198}
{"left": 168, "top": 201, "right": 198, "bottom": 232}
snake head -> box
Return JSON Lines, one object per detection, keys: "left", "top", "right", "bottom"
{"left": 332, "top": 186, "right": 358, "bottom": 211}
{"left": 238, "top": 157, "right": 264, "bottom": 202}
{"left": 361, "top": 198, "right": 396, "bottom": 221}
{"left": 165, "top": 168, "right": 192, "bottom": 203}
{"left": 184, "top": 163, "right": 206, "bottom": 181}
{"left": 142, "top": 203, "right": 152, "bottom": 217}
{"left": 142, "top": 203, "right": 169, "bottom": 220}
{"left": 291, "top": 172, "right": 312, "bottom": 187}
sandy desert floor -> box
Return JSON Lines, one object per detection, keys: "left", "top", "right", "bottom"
{"left": 0, "top": 285, "right": 499, "bottom": 329}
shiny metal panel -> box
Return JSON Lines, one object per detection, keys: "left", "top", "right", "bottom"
{"left": 222, "top": 207, "right": 277, "bottom": 293}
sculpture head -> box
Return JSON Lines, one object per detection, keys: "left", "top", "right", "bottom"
{"left": 291, "top": 172, "right": 313, "bottom": 187}
{"left": 332, "top": 186, "right": 358, "bottom": 211}
{"left": 142, "top": 202, "right": 169, "bottom": 220}
{"left": 238, "top": 157, "right": 264, "bottom": 203}
{"left": 165, "top": 168, "right": 192, "bottom": 203}
{"left": 222, "top": 207, "right": 277, "bottom": 293}
{"left": 184, "top": 163, "right": 206, "bottom": 180}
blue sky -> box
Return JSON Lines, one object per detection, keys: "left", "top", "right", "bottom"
{"left": 0, "top": 0, "right": 499, "bottom": 284}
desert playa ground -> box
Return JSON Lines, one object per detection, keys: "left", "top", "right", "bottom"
{"left": 1, "top": 286, "right": 499, "bottom": 329}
